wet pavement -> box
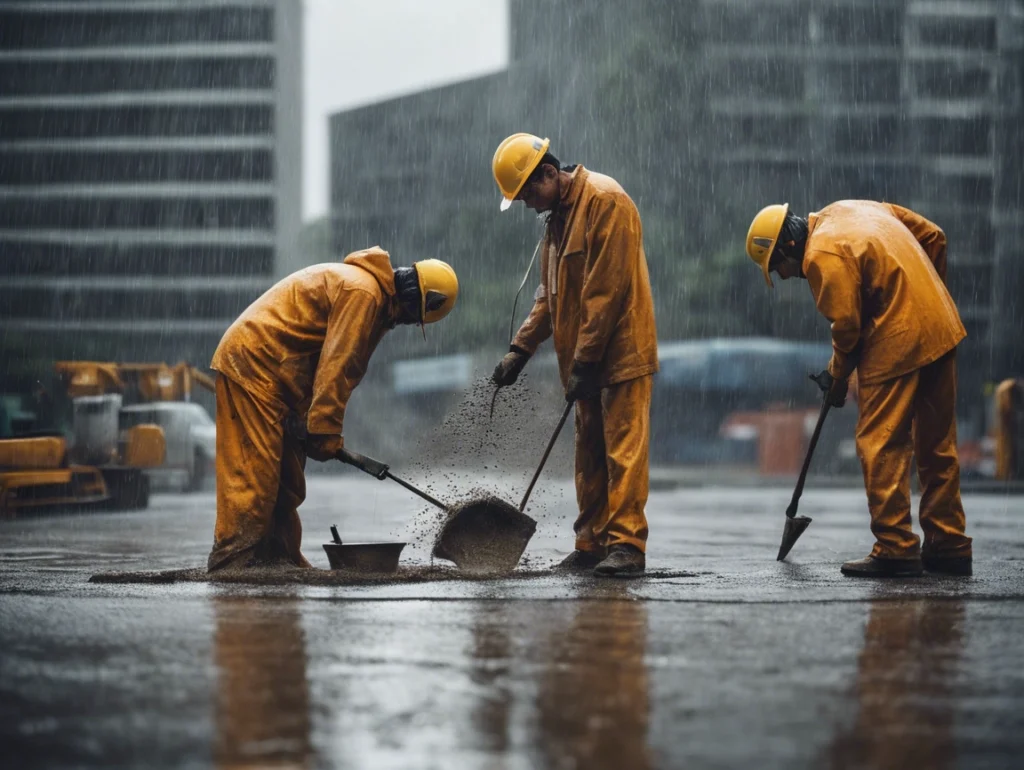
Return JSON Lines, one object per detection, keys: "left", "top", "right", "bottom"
{"left": 2, "top": 472, "right": 1023, "bottom": 769}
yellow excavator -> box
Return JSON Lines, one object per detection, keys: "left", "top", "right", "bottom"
{"left": 0, "top": 362, "right": 213, "bottom": 517}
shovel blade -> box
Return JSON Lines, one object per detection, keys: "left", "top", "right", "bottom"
{"left": 776, "top": 515, "right": 812, "bottom": 561}
{"left": 433, "top": 496, "right": 536, "bottom": 575}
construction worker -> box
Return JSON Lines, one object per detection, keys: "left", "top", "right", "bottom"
{"left": 207, "top": 247, "right": 458, "bottom": 571}
{"left": 994, "top": 378, "right": 1022, "bottom": 481}
{"left": 746, "top": 201, "right": 972, "bottom": 577}
{"left": 491, "top": 133, "right": 658, "bottom": 576}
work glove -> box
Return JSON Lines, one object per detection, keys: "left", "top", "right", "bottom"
{"left": 565, "top": 360, "right": 602, "bottom": 402}
{"left": 492, "top": 347, "right": 530, "bottom": 387}
{"left": 337, "top": 447, "right": 390, "bottom": 480}
{"left": 809, "top": 369, "right": 848, "bottom": 408}
{"left": 304, "top": 433, "right": 343, "bottom": 462}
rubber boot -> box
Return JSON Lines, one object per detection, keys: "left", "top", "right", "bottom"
{"left": 552, "top": 549, "right": 606, "bottom": 572}
{"left": 922, "top": 554, "right": 973, "bottom": 576}
{"left": 840, "top": 555, "right": 923, "bottom": 578}
{"left": 594, "top": 544, "right": 646, "bottom": 577}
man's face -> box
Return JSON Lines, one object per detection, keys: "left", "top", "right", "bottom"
{"left": 769, "top": 245, "right": 804, "bottom": 282}
{"left": 517, "top": 164, "right": 559, "bottom": 213}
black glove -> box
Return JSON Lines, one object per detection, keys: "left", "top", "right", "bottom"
{"left": 565, "top": 360, "right": 602, "bottom": 402}
{"left": 283, "top": 413, "right": 308, "bottom": 442}
{"left": 304, "top": 433, "right": 342, "bottom": 462}
{"left": 337, "top": 447, "right": 390, "bottom": 480}
{"left": 809, "top": 369, "right": 848, "bottom": 408}
{"left": 492, "top": 347, "right": 530, "bottom": 387}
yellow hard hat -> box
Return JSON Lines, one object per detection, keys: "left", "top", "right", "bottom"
{"left": 414, "top": 259, "right": 459, "bottom": 324}
{"left": 492, "top": 133, "right": 550, "bottom": 211}
{"left": 746, "top": 203, "right": 789, "bottom": 288}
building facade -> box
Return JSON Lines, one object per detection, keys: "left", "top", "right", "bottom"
{"left": 328, "top": 0, "right": 1023, "bottom": 432}
{"left": 0, "top": 0, "right": 301, "bottom": 385}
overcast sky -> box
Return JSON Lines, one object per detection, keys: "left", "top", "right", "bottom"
{"left": 302, "top": 0, "right": 509, "bottom": 221}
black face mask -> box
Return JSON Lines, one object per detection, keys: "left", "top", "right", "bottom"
{"left": 774, "top": 213, "right": 809, "bottom": 262}
{"left": 393, "top": 267, "right": 421, "bottom": 324}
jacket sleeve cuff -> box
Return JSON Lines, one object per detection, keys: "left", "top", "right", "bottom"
{"left": 827, "top": 353, "right": 855, "bottom": 381}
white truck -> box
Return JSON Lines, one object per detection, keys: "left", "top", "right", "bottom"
{"left": 119, "top": 402, "right": 215, "bottom": 492}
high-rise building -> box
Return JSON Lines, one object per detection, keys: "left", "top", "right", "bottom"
{"left": 0, "top": 0, "right": 301, "bottom": 383}
{"left": 700, "top": 0, "right": 1024, "bottom": 394}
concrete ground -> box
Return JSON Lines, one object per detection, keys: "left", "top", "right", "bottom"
{"left": 1, "top": 470, "right": 1022, "bottom": 769}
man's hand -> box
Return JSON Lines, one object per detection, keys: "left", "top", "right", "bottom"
{"left": 305, "top": 434, "right": 343, "bottom": 462}
{"left": 565, "top": 361, "right": 602, "bottom": 402}
{"left": 337, "top": 447, "right": 390, "bottom": 480}
{"left": 492, "top": 347, "right": 530, "bottom": 387}
{"left": 809, "top": 369, "right": 848, "bottom": 408}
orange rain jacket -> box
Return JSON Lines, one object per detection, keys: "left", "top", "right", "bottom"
{"left": 512, "top": 166, "right": 658, "bottom": 387}
{"left": 211, "top": 247, "right": 398, "bottom": 438}
{"left": 803, "top": 201, "right": 966, "bottom": 386}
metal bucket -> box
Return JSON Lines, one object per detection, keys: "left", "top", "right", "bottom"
{"left": 322, "top": 541, "right": 406, "bottom": 574}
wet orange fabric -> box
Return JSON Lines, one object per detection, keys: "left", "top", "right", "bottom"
{"left": 512, "top": 166, "right": 658, "bottom": 387}
{"left": 510, "top": 166, "right": 656, "bottom": 553}
{"left": 211, "top": 247, "right": 398, "bottom": 439}
{"left": 209, "top": 375, "right": 309, "bottom": 571}
{"left": 803, "top": 201, "right": 966, "bottom": 385}
{"left": 573, "top": 375, "right": 652, "bottom": 553}
{"left": 856, "top": 350, "right": 971, "bottom": 559}
{"left": 208, "top": 249, "right": 399, "bottom": 571}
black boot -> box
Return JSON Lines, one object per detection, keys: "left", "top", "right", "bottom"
{"left": 840, "top": 555, "right": 923, "bottom": 578}
{"left": 552, "top": 549, "right": 605, "bottom": 572}
{"left": 594, "top": 544, "right": 646, "bottom": 577}
{"left": 923, "top": 553, "right": 973, "bottom": 576}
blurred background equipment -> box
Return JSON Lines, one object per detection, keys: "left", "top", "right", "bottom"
{"left": 54, "top": 362, "right": 216, "bottom": 492}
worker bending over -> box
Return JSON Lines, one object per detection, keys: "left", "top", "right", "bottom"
{"left": 208, "top": 248, "right": 458, "bottom": 571}
{"left": 746, "top": 201, "right": 972, "bottom": 577}
{"left": 491, "top": 133, "right": 658, "bottom": 576}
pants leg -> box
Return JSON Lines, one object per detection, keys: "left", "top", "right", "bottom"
{"left": 576, "top": 376, "right": 652, "bottom": 554}
{"left": 208, "top": 375, "right": 308, "bottom": 571}
{"left": 914, "top": 350, "right": 971, "bottom": 557}
{"left": 263, "top": 433, "right": 310, "bottom": 568}
{"left": 573, "top": 394, "right": 609, "bottom": 554}
{"left": 856, "top": 371, "right": 921, "bottom": 559}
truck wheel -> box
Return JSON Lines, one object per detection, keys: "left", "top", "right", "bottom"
{"left": 106, "top": 470, "right": 150, "bottom": 510}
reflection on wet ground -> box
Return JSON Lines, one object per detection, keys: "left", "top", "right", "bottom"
{"left": 213, "top": 596, "right": 312, "bottom": 769}
{"left": 826, "top": 598, "right": 963, "bottom": 770}
{"left": 2, "top": 479, "right": 1023, "bottom": 768}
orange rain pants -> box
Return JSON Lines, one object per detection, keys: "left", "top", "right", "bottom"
{"left": 208, "top": 375, "right": 310, "bottom": 571}
{"left": 856, "top": 350, "right": 972, "bottom": 560}
{"left": 573, "top": 375, "right": 652, "bottom": 554}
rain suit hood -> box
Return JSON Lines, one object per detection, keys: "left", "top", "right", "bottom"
{"left": 343, "top": 247, "right": 397, "bottom": 297}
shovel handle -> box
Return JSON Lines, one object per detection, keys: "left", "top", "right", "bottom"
{"left": 385, "top": 471, "right": 449, "bottom": 513}
{"left": 519, "top": 400, "right": 574, "bottom": 512}
{"left": 786, "top": 396, "right": 832, "bottom": 518}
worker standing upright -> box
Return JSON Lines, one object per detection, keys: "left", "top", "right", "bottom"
{"left": 490, "top": 133, "right": 658, "bottom": 576}
{"left": 745, "top": 200, "right": 972, "bottom": 576}
{"left": 207, "top": 248, "right": 458, "bottom": 571}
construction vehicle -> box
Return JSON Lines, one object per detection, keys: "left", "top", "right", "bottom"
{"left": 53, "top": 362, "right": 216, "bottom": 492}
{"left": 0, "top": 361, "right": 219, "bottom": 516}
{"left": 0, "top": 415, "right": 164, "bottom": 517}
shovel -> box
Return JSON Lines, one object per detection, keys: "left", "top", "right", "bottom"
{"left": 337, "top": 447, "right": 537, "bottom": 574}
{"left": 777, "top": 395, "right": 832, "bottom": 561}
{"left": 432, "top": 400, "right": 574, "bottom": 573}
